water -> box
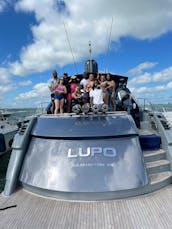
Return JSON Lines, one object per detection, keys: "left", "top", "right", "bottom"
{"left": 1, "top": 108, "right": 37, "bottom": 124}
{"left": 136, "top": 99, "right": 172, "bottom": 113}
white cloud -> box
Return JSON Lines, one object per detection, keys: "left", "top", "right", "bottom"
{"left": 0, "top": 0, "right": 7, "bottom": 12}
{"left": 0, "top": 84, "right": 13, "bottom": 93}
{"left": 0, "top": 0, "right": 13, "bottom": 12}
{"left": 0, "top": 67, "right": 14, "bottom": 95}
{"left": 6, "top": 0, "right": 172, "bottom": 76}
{"left": 130, "top": 81, "right": 172, "bottom": 101}
{"left": 128, "top": 66, "right": 172, "bottom": 87}
{"left": 0, "top": 67, "right": 11, "bottom": 84}
{"left": 18, "top": 80, "right": 32, "bottom": 86}
{"left": 133, "top": 84, "right": 171, "bottom": 94}
{"left": 0, "top": 68, "right": 32, "bottom": 99}
{"left": 128, "top": 62, "right": 158, "bottom": 76}
{"left": 15, "top": 82, "right": 49, "bottom": 101}
{"left": 129, "top": 65, "right": 172, "bottom": 102}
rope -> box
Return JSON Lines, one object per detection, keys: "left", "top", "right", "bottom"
{"left": 63, "top": 21, "right": 78, "bottom": 74}
{"left": 104, "top": 17, "right": 114, "bottom": 73}
{"left": 0, "top": 204, "right": 17, "bottom": 211}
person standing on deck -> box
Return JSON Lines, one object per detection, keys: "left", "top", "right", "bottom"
{"left": 100, "top": 75, "right": 109, "bottom": 105}
{"left": 47, "top": 70, "right": 59, "bottom": 114}
{"left": 63, "top": 72, "right": 70, "bottom": 112}
{"left": 80, "top": 72, "right": 89, "bottom": 89}
{"left": 106, "top": 74, "right": 116, "bottom": 111}
{"left": 54, "top": 78, "right": 67, "bottom": 114}
{"left": 85, "top": 73, "right": 95, "bottom": 90}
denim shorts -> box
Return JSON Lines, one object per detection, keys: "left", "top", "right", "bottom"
{"left": 55, "top": 94, "right": 64, "bottom": 100}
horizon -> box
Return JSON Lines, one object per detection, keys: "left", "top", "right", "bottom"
{"left": 0, "top": 0, "right": 172, "bottom": 108}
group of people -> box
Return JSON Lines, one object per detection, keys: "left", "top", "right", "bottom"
{"left": 47, "top": 70, "right": 116, "bottom": 114}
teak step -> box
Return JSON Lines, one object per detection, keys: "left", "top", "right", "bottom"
{"left": 143, "top": 149, "right": 166, "bottom": 162}
{"left": 149, "top": 171, "right": 172, "bottom": 185}
{"left": 146, "top": 159, "right": 170, "bottom": 174}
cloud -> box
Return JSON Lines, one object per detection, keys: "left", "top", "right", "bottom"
{"left": 18, "top": 80, "right": 32, "bottom": 86}
{"left": 15, "top": 82, "right": 49, "bottom": 101}
{"left": 128, "top": 66, "right": 172, "bottom": 87}
{"left": 1, "top": 54, "right": 12, "bottom": 66}
{"left": 132, "top": 83, "right": 172, "bottom": 94}
{"left": 127, "top": 62, "right": 158, "bottom": 76}
{"left": 0, "top": 0, "right": 14, "bottom": 12}
{"left": 130, "top": 81, "right": 172, "bottom": 102}
{"left": 0, "top": 84, "right": 14, "bottom": 93}
{"left": 6, "top": 0, "right": 172, "bottom": 76}
{"left": 128, "top": 65, "right": 172, "bottom": 102}
{"left": 0, "top": 67, "right": 11, "bottom": 84}
{"left": 0, "top": 67, "right": 32, "bottom": 98}
{"left": 0, "top": 0, "right": 8, "bottom": 12}
{"left": 0, "top": 67, "right": 15, "bottom": 95}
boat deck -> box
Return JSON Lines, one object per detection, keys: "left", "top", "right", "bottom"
{"left": 163, "top": 111, "right": 172, "bottom": 125}
{"left": 0, "top": 186, "right": 172, "bottom": 229}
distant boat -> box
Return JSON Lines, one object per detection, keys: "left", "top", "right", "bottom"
{"left": 0, "top": 110, "right": 15, "bottom": 118}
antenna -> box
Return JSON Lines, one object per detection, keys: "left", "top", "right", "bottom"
{"left": 89, "top": 41, "right": 92, "bottom": 60}
{"left": 63, "top": 21, "right": 78, "bottom": 74}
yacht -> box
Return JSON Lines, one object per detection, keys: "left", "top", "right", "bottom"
{"left": 0, "top": 60, "right": 171, "bottom": 228}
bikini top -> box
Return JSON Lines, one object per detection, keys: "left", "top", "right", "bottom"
{"left": 55, "top": 85, "right": 64, "bottom": 92}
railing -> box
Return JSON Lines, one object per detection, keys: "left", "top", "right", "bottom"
{"left": 136, "top": 98, "right": 172, "bottom": 113}
{"left": 34, "top": 102, "right": 50, "bottom": 115}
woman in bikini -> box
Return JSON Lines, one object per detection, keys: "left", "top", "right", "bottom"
{"left": 106, "top": 74, "right": 116, "bottom": 111}
{"left": 54, "top": 78, "right": 67, "bottom": 114}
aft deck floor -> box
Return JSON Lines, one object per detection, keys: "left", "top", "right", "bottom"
{"left": 0, "top": 185, "right": 172, "bottom": 229}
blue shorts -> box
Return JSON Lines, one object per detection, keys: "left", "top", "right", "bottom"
{"left": 55, "top": 94, "right": 64, "bottom": 100}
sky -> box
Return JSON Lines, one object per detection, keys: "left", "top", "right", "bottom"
{"left": 0, "top": 0, "right": 172, "bottom": 108}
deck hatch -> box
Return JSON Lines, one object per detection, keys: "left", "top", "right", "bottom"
{"left": 31, "top": 114, "right": 138, "bottom": 138}
{"left": 20, "top": 136, "right": 148, "bottom": 193}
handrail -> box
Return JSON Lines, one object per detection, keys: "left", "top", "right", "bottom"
{"left": 136, "top": 98, "right": 172, "bottom": 113}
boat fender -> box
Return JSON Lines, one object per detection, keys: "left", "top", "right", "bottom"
{"left": 92, "top": 104, "right": 99, "bottom": 113}
{"left": 81, "top": 104, "right": 90, "bottom": 113}
{"left": 101, "top": 104, "right": 108, "bottom": 113}
{"left": 72, "top": 104, "right": 81, "bottom": 114}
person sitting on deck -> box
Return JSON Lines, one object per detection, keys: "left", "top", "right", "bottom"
{"left": 72, "top": 85, "right": 83, "bottom": 105}
{"left": 81, "top": 85, "right": 90, "bottom": 105}
{"left": 89, "top": 81, "right": 104, "bottom": 108}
